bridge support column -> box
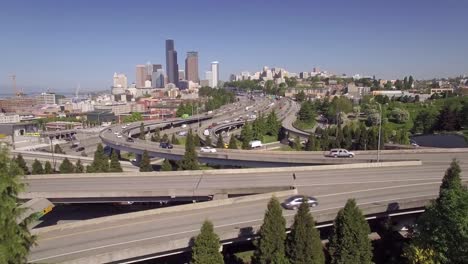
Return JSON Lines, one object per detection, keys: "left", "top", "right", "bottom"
{"left": 135, "top": 154, "right": 142, "bottom": 164}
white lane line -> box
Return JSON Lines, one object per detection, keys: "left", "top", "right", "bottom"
{"left": 295, "top": 177, "right": 468, "bottom": 186}
{"left": 30, "top": 193, "right": 434, "bottom": 262}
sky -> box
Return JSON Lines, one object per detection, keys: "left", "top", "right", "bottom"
{"left": 0, "top": 0, "right": 467, "bottom": 94}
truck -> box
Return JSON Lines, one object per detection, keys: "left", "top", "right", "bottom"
{"left": 249, "top": 140, "right": 262, "bottom": 149}
{"left": 204, "top": 129, "right": 210, "bottom": 136}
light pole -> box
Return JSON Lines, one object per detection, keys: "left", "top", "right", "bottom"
{"left": 377, "top": 103, "right": 382, "bottom": 162}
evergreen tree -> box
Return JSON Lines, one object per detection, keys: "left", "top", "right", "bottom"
{"left": 191, "top": 220, "right": 224, "bottom": 264}
{"left": 31, "top": 159, "right": 44, "bottom": 175}
{"left": 205, "top": 135, "right": 212, "bottom": 146}
{"left": 75, "top": 159, "right": 84, "bottom": 173}
{"left": 216, "top": 135, "right": 225, "bottom": 148}
{"left": 409, "top": 160, "right": 468, "bottom": 263}
{"left": 15, "top": 154, "right": 29, "bottom": 175}
{"left": 0, "top": 148, "right": 36, "bottom": 264}
{"left": 54, "top": 144, "right": 64, "bottom": 154}
{"left": 180, "top": 129, "right": 199, "bottom": 170}
{"left": 266, "top": 110, "right": 281, "bottom": 137}
{"left": 305, "top": 134, "right": 315, "bottom": 151}
{"left": 252, "top": 196, "right": 288, "bottom": 264}
{"left": 89, "top": 143, "right": 109, "bottom": 172}
{"left": 171, "top": 134, "right": 180, "bottom": 145}
{"left": 44, "top": 161, "right": 53, "bottom": 174}
{"left": 59, "top": 158, "right": 75, "bottom": 173}
{"left": 139, "top": 122, "right": 145, "bottom": 140}
{"left": 139, "top": 150, "right": 152, "bottom": 172}
{"left": 161, "top": 159, "right": 172, "bottom": 171}
{"left": 287, "top": 200, "right": 325, "bottom": 264}
{"left": 241, "top": 123, "right": 253, "bottom": 149}
{"left": 151, "top": 128, "right": 161, "bottom": 142}
{"left": 328, "top": 199, "right": 373, "bottom": 264}
{"left": 162, "top": 133, "right": 169, "bottom": 143}
{"left": 109, "top": 150, "right": 123, "bottom": 172}
{"left": 228, "top": 135, "right": 238, "bottom": 149}
{"left": 293, "top": 136, "right": 302, "bottom": 151}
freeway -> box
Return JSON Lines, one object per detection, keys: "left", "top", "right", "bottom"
{"left": 28, "top": 156, "right": 467, "bottom": 263}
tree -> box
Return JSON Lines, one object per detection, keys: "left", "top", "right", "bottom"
{"left": 44, "top": 161, "right": 53, "bottom": 174}
{"left": 139, "top": 122, "right": 145, "bottom": 140}
{"left": 409, "top": 160, "right": 468, "bottom": 263}
{"left": 305, "top": 134, "right": 315, "bottom": 151}
{"left": 241, "top": 123, "right": 253, "bottom": 150}
{"left": 123, "top": 112, "right": 143, "bottom": 123}
{"left": 412, "top": 109, "right": 438, "bottom": 134}
{"left": 75, "top": 159, "right": 84, "bottom": 173}
{"left": 266, "top": 110, "right": 281, "bottom": 137}
{"left": 109, "top": 150, "right": 123, "bottom": 172}
{"left": 161, "top": 159, "right": 172, "bottom": 171}
{"left": 389, "top": 108, "right": 410, "bottom": 124}
{"left": 286, "top": 200, "right": 325, "bottom": 264}
{"left": 88, "top": 143, "right": 109, "bottom": 172}
{"left": 162, "top": 133, "right": 169, "bottom": 143}
{"left": 31, "top": 159, "right": 44, "bottom": 175}
{"left": 228, "top": 135, "right": 237, "bottom": 149}
{"left": 403, "top": 244, "right": 438, "bottom": 264}
{"left": 293, "top": 136, "right": 302, "bottom": 151}
{"left": 151, "top": 128, "right": 161, "bottom": 142}
{"left": 252, "top": 197, "right": 288, "bottom": 264}
{"left": 15, "top": 153, "right": 29, "bottom": 175}
{"left": 59, "top": 158, "right": 75, "bottom": 173}
{"left": 296, "top": 90, "right": 306, "bottom": 102}
{"left": 216, "top": 135, "right": 225, "bottom": 149}
{"left": 328, "top": 199, "right": 373, "bottom": 264}
{"left": 139, "top": 150, "right": 152, "bottom": 172}
{"left": 0, "top": 148, "right": 36, "bottom": 264}
{"left": 54, "top": 144, "right": 64, "bottom": 154}
{"left": 205, "top": 135, "right": 212, "bottom": 146}
{"left": 180, "top": 129, "right": 199, "bottom": 170}
{"left": 171, "top": 134, "right": 180, "bottom": 145}
{"left": 190, "top": 220, "right": 224, "bottom": 264}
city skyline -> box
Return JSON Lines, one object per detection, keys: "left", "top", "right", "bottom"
{"left": 1, "top": 0, "right": 468, "bottom": 93}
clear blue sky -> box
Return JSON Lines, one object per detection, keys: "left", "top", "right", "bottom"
{"left": 1, "top": 0, "right": 467, "bottom": 93}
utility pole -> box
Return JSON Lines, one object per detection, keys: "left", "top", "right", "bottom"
{"left": 9, "top": 74, "right": 17, "bottom": 96}
{"left": 377, "top": 103, "right": 382, "bottom": 162}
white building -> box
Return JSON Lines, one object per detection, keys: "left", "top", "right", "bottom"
{"left": 205, "top": 71, "right": 213, "bottom": 88}
{"left": 0, "top": 113, "right": 20, "bottom": 124}
{"left": 211, "top": 61, "right": 219, "bottom": 88}
{"left": 113, "top": 73, "right": 128, "bottom": 89}
{"left": 36, "top": 93, "right": 56, "bottom": 105}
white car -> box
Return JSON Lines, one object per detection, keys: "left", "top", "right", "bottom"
{"left": 200, "top": 147, "right": 217, "bottom": 153}
{"left": 325, "top": 149, "right": 355, "bottom": 158}
{"left": 182, "top": 124, "right": 187, "bottom": 128}
{"left": 117, "top": 134, "right": 122, "bottom": 138}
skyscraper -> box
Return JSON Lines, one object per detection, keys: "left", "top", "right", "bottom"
{"left": 165, "top": 39, "right": 179, "bottom": 85}
{"left": 211, "top": 61, "right": 219, "bottom": 88}
{"left": 152, "top": 69, "right": 165, "bottom": 88}
{"left": 185, "top": 51, "right": 199, "bottom": 83}
{"left": 135, "top": 65, "right": 146, "bottom": 88}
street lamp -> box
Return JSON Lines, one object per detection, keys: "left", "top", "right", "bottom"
{"left": 377, "top": 103, "right": 382, "bottom": 162}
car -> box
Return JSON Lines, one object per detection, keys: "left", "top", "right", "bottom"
{"left": 76, "top": 146, "right": 85, "bottom": 152}
{"left": 114, "top": 132, "right": 119, "bottom": 135}
{"left": 200, "top": 146, "right": 217, "bottom": 153}
{"left": 282, "top": 195, "right": 318, "bottom": 210}
{"left": 160, "top": 142, "right": 173, "bottom": 149}
{"left": 325, "top": 149, "right": 355, "bottom": 158}
{"left": 178, "top": 131, "right": 188, "bottom": 136}
{"left": 121, "top": 125, "right": 127, "bottom": 129}
{"left": 181, "top": 124, "right": 187, "bottom": 128}
{"left": 117, "top": 134, "right": 122, "bottom": 138}
{"left": 126, "top": 137, "right": 134, "bottom": 142}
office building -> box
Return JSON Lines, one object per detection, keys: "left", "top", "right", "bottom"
{"left": 178, "top": 70, "right": 185, "bottom": 80}
{"left": 152, "top": 69, "right": 165, "bottom": 88}
{"left": 205, "top": 71, "right": 213, "bottom": 87}
{"left": 0, "top": 113, "right": 20, "bottom": 124}
{"left": 36, "top": 92, "right": 56, "bottom": 105}
{"left": 211, "top": 61, "right": 219, "bottom": 88}
{"left": 135, "top": 65, "right": 146, "bottom": 88}
{"left": 185, "top": 51, "right": 199, "bottom": 83}
{"left": 165, "top": 39, "right": 179, "bottom": 85}
{"left": 113, "top": 73, "right": 128, "bottom": 88}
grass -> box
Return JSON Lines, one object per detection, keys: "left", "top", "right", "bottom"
{"left": 273, "top": 145, "right": 295, "bottom": 151}
{"left": 262, "top": 134, "right": 278, "bottom": 144}
{"left": 234, "top": 250, "right": 254, "bottom": 263}
{"left": 120, "top": 152, "right": 135, "bottom": 160}
{"left": 293, "top": 120, "right": 315, "bottom": 131}
{"left": 177, "top": 136, "right": 187, "bottom": 146}
{"left": 198, "top": 164, "right": 215, "bottom": 170}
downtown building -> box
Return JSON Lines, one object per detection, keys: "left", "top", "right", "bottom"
{"left": 185, "top": 51, "right": 199, "bottom": 83}
{"left": 165, "top": 39, "right": 179, "bottom": 85}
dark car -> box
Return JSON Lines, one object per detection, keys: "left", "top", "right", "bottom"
{"left": 282, "top": 195, "right": 318, "bottom": 210}
{"left": 126, "top": 137, "right": 134, "bottom": 142}
{"left": 75, "top": 146, "right": 85, "bottom": 152}
{"left": 159, "top": 142, "right": 173, "bottom": 149}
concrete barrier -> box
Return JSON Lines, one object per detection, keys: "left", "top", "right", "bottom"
{"left": 25, "top": 160, "right": 422, "bottom": 180}
{"left": 32, "top": 188, "right": 298, "bottom": 235}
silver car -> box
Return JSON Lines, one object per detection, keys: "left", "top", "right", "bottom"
{"left": 282, "top": 195, "right": 318, "bottom": 210}
{"left": 325, "top": 148, "right": 355, "bottom": 158}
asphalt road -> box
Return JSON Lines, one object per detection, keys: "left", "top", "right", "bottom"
{"left": 29, "top": 160, "right": 467, "bottom": 263}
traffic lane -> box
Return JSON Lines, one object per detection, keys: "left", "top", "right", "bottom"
{"left": 30, "top": 182, "right": 443, "bottom": 263}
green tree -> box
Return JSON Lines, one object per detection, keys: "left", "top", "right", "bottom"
{"left": 286, "top": 200, "right": 325, "bottom": 264}
{"left": 123, "top": 112, "right": 143, "bottom": 123}
{"left": 54, "top": 144, "right": 64, "bottom": 154}
{"left": 228, "top": 135, "right": 238, "bottom": 149}
{"left": 44, "top": 161, "right": 53, "bottom": 174}
{"left": 190, "top": 220, "right": 224, "bottom": 264}
{"left": 266, "top": 110, "right": 281, "bottom": 137}
{"left": 151, "top": 128, "right": 161, "bottom": 142}
{"left": 139, "top": 150, "right": 152, "bottom": 172}
{"left": 180, "top": 129, "right": 199, "bottom": 170}
{"left": 59, "top": 158, "right": 75, "bottom": 173}
{"left": 161, "top": 159, "right": 172, "bottom": 171}
{"left": 205, "top": 135, "right": 212, "bottom": 146}
{"left": 15, "top": 154, "right": 30, "bottom": 175}
{"left": 0, "top": 148, "right": 36, "bottom": 264}
{"left": 162, "top": 133, "right": 169, "bottom": 143}
{"left": 109, "top": 150, "right": 123, "bottom": 172}
{"left": 75, "top": 159, "right": 84, "bottom": 173}
{"left": 88, "top": 143, "right": 109, "bottom": 172}
{"left": 293, "top": 136, "right": 302, "bottom": 151}
{"left": 171, "top": 134, "right": 180, "bottom": 145}
{"left": 252, "top": 196, "right": 288, "bottom": 264}
{"left": 139, "top": 122, "right": 145, "bottom": 140}
{"left": 328, "top": 199, "right": 373, "bottom": 264}
{"left": 216, "top": 135, "right": 225, "bottom": 149}
{"left": 403, "top": 244, "right": 438, "bottom": 264}
{"left": 409, "top": 160, "right": 468, "bottom": 263}
{"left": 296, "top": 90, "right": 306, "bottom": 102}
{"left": 241, "top": 123, "right": 253, "bottom": 150}
{"left": 31, "top": 159, "right": 44, "bottom": 175}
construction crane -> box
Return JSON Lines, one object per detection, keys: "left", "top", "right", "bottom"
{"left": 9, "top": 74, "right": 23, "bottom": 96}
